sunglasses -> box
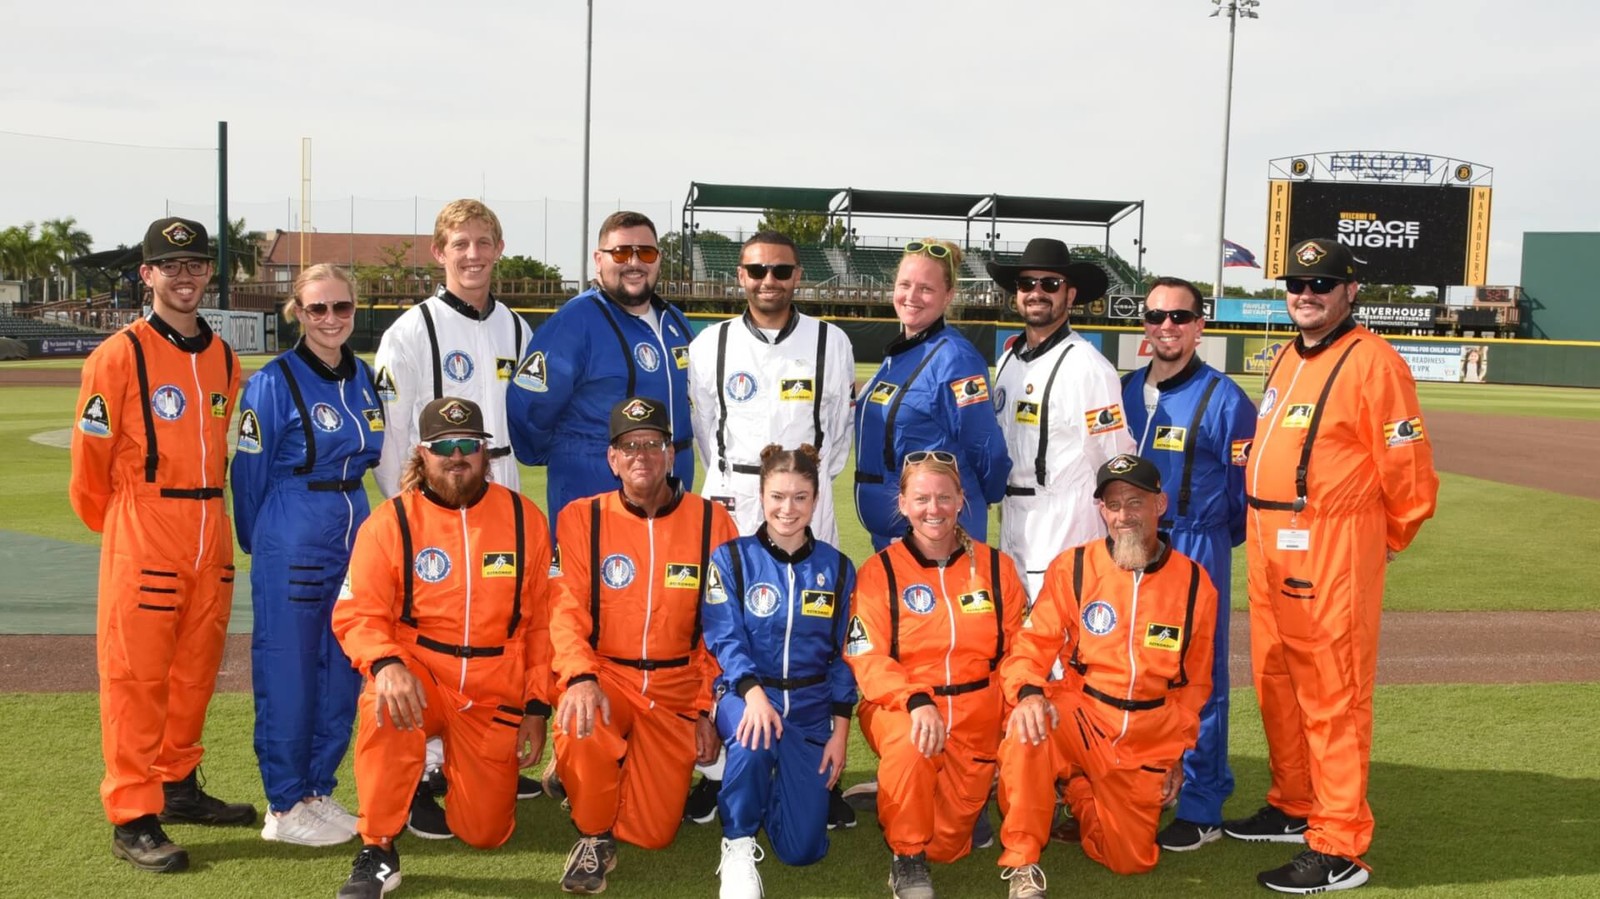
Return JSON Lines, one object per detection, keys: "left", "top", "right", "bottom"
{"left": 1015, "top": 275, "right": 1067, "bottom": 294}
{"left": 903, "top": 241, "right": 952, "bottom": 260}
{"left": 599, "top": 245, "right": 661, "bottom": 264}
{"left": 425, "top": 437, "right": 484, "bottom": 457}
{"left": 741, "top": 263, "right": 797, "bottom": 280}
{"left": 614, "top": 438, "right": 668, "bottom": 456}
{"left": 155, "top": 260, "right": 211, "bottom": 277}
{"left": 1143, "top": 308, "right": 1200, "bottom": 326}
{"left": 904, "top": 449, "right": 958, "bottom": 467}
{"left": 1284, "top": 277, "right": 1345, "bottom": 296}
{"left": 301, "top": 300, "right": 356, "bottom": 319}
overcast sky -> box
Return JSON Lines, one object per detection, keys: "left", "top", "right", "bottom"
{"left": 4, "top": 0, "right": 1597, "bottom": 293}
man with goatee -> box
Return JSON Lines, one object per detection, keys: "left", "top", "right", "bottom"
{"left": 332, "top": 397, "right": 554, "bottom": 899}
{"left": 994, "top": 454, "right": 1217, "bottom": 887}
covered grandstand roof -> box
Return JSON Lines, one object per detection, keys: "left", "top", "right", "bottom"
{"left": 684, "top": 182, "right": 1140, "bottom": 226}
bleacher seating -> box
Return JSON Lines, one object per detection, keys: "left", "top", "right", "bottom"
{"left": 0, "top": 312, "right": 106, "bottom": 341}
{"left": 697, "top": 241, "right": 743, "bottom": 280}
{"left": 796, "top": 245, "right": 836, "bottom": 282}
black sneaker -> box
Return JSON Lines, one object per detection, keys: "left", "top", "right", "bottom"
{"left": 826, "top": 784, "right": 856, "bottom": 830}
{"left": 560, "top": 834, "right": 617, "bottom": 894}
{"left": 1223, "top": 805, "right": 1309, "bottom": 843}
{"left": 406, "top": 784, "right": 453, "bottom": 840}
{"left": 422, "top": 767, "right": 447, "bottom": 798}
{"left": 159, "top": 768, "right": 258, "bottom": 827}
{"left": 1050, "top": 804, "right": 1080, "bottom": 844}
{"left": 112, "top": 814, "right": 189, "bottom": 873}
{"left": 888, "top": 852, "right": 935, "bottom": 899}
{"left": 971, "top": 801, "right": 994, "bottom": 850}
{"left": 338, "top": 842, "right": 401, "bottom": 898}
{"left": 1258, "top": 848, "right": 1370, "bottom": 894}
{"left": 517, "top": 774, "right": 543, "bottom": 800}
{"left": 683, "top": 777, "right": 720, "bottom": 824}
{"left": 1158, "top": 818, "right": 1223, "bottom": 852}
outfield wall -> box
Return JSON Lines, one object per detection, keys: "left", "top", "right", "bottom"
{"left": 332, "top": 308, "right": 1600, "bottom": 389}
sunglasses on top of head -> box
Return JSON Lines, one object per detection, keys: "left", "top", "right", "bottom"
{"left": 1015, "top": 275, "right": 1067, "bottom": 294}
{"left": 1284, "top": 276, "right": 1346, "bottom": 296}
{"left": 1142, "top": 308, "right": 1200, "bottom": 326}
{"left": 599, "top": 245, "right": 661, "bottom": 264}
{"left": 741, "top": 263, "right": 797, "bottom": 280}
{"left": 903, "top": 241, "right": 952, "bottom": 260}
{"left": 300, "top": 300, "right": 356, "bottom": 319}
{"left": 904, "top": 449, "right": 958, "bottom": 467}
{"left": 425, "top": 437, "right": 483, "bottom": 457}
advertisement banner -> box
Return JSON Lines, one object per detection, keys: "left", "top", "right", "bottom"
{"left": 1213, "top": 298, "right": 1289, "bottom": 325}
{"left": 1355, "top": 304, "right": 1439, "bottom": 328}
{"left": 38, "top": 336, "right": 108, "bottom": 356}
{"left": 1116, "top": 334, "right": 1229, "bottom": 371}
{"left": 199, "top": 310, "right": 269, "bottom": 353}
{"left": 1393, "top": 342, "right": 1489, "bottom": 383}
{"left": 1240, "top": 336, "right": 1291, "bottom": 375}
{"left": 1277, "top": 181, "right": 1482, "bottom": 286}
{"left": 994, "top": 328, "right": 1101, "bottom": 360}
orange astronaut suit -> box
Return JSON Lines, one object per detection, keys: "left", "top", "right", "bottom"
{"left": 548, "top": 486, "right": 737, "bottom": 849}
{"left": 1244, "top": 319, "right": 1438, "bottom": 860}
{"left": 995, "top": 539, "right": 1215, "bottom": 875}
{"left": 844, "top": 539, "right": 1025, "bottom": 864}
{"left": 332, "top": 482, "right": 553, "bottom": 849}
{"left": 69, "top": 315, "right": 239, "bottom": 826}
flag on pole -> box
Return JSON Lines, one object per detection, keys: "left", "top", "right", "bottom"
{"left": 1222, "top": 239, "right": 1261, "bottom": 268}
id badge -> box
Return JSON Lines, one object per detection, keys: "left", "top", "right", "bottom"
{"left": 1276, "top": 529, "right": 1310, "bottom": 552}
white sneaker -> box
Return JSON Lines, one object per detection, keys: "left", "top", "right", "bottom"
{"left": 309, "top": 795, "right": 360, "bottom": 833}
{"left": 260, "top": 799, "right": 355, "bottom": 847}
{"left": 717, "top": 836, "right": 765, "bottom": 899}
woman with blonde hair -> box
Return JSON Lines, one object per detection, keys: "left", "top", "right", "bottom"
{"left": 854, "top": 239, "right": 1011, "bottom": 550}
{"left": 232, "top": 264, "right": 383, "bottom": 846}
{"left": 846, "top": 451, "right": 1027, "bottom": 899}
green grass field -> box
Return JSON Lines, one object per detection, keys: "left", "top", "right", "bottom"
{"left": 1, "top": 684, "right": 1595, "bottom": 898}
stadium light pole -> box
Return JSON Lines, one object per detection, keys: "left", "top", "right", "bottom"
{"left": 1211, "top": 0, "right": 1258, "bottom": 300}
{"left": 579, "top": 0, "right": 594, "bottom": 291}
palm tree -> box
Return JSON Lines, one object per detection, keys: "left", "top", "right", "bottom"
{"left": 40, "top": 217, "right": 93, "bottom": 301}
{"left": 217, "top": 217, "right": 266, "bottom": 283}
{"left": 0, "top": 223, "right": 55, "bottom": 303}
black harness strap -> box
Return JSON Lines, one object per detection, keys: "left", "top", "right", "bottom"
{"left": 692, "top": 498, "right": 714, "bottom": 647}
{"left": 879, "top": 550, "right": 901, "bottom": 661}
{"left": 222, "top": 341, "right": 235, "bottom": 384}
{"left": 507, "top": 492, "right": 526, "bottom": 638}
{"left": 1067, "top": 546, "right": 1087, "bottom": 675}
{"left": 728, "top": 544, "right": 747, "bottom": 611}
{"left": 827, "top": 551, "right": 848, "bottom": 664}
{"left": 590, "top": 297, "right": 636, "bottom": 397}
{"left": 1250, "top": 339, "right": 1363, "bottom": 512}
{"left": 1168, "top": 559, "right": 1202, "bottom": 689}
{"left": 124, "top": 331, "right": 159, "bottom": 483}
{"left": 812, "top": 322, "right": 829, "bottom": 449}
{"left": 1177, "top": 377, "right": 1221, "bottom": 517}
{"left": 393, "top": 497, "right": 417, "bottom": 628}
{"left": 278, "top": 361, "right": 317, "bottom": 476}
{"left": 714, "top": 321, "right": 731, "bottom": 473}
{"left": 418, "top": 303, "right": 444, "bottom": 400}
{"left": 587, "top": 497, "right": 602, "bottom": 648}
{"left": 1032, "top": 344, "right": 1076, "bottom": 486}
{"left": 880, "top": 343, "right": 944, "bottom": 471}
{"left": 988, "top": 547, "right": 1005, "bottom": 670}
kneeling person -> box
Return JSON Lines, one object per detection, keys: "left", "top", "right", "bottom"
{"left": 332, "top": 397, "right": 554, "bottom": 898}
{"left": 997, "top": 455, "right": 1216, "bottom": 882}
{"left": 549, "top": 397, "right": 738, "bottom": 894}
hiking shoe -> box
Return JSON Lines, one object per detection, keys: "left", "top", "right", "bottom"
{"left": 1223, "top": 805, "right": 1309, "bottom": 843}
{"left": 683, "top": 777, "right": 720, "bottom": 824}
{"left": 337, "top": 843, "right": 401, "bottom": 898}
{"left": 841, "top": 780, "right": 879, "bottom": 812}
{"left": 971, "top": 801, "right": 994, "bottom": 850}
{"left": 826, "top": 784, "right": 856, "bottom": 830}
{"left": 159, "top": 768, "right": 258, "bottom": 826}
{"left": 716, "top": 836, "right": 765, "bottom": 899}
{"left": 1050, "top": 806, "right": 1080, "bottom": 844}
{"left": 1258, "top": 848, "right": 1370, "bottom": 894}
{"left": 310, "top": 795, "right": 360, "bottom": 833}
{"left": 406, "top": 784, "right": 453, "bottom": 840}
{"left": 1002, "top": 863, "right": 1048, "bottom": 899}
{"left": 262, "top": 799, "right": 354, "bottom": 847}
{"left": 112, "top": 815, "right": 189, "bottom": 873}
{"left": 560, "top": 834, "right": 618, "bottom": 894}
{"left": 1158, "top": 818, "right": 1222, "bottom": 852}
{"left": 517, "top": 774, "right": 543, "bottom": 800}
{"left": 888, "top": 852, "right": 935, "bottom": 899}
{"left": 542, "top": 761, "right": 570, "bottom": 810}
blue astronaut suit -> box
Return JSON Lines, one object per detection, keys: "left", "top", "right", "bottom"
{"left": 232, "top": 342, "right": 383, "bottom": 813}
{"left": 853, "top": 319, "right": 1010, "bottom": 550}
{"left": 507, "top": 286, "right": 694, "bottom": 519}
{"left": 1121, "top": 354, "right": 1256, "bottom": 827}
{"left": 701, "top": 527, "right": 858, "bottom": 865}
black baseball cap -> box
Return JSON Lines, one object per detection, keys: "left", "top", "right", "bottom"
{"left": 419, "top": 397, "right": 492, "bottom": 441}
{"left": 143, "top": 217, "right": 212, "bottom": 263}
{"left": 1094, "top": 453, "right": 1163, "bottom": 498}
{"left": 609, "top": 396, "right": 670, "bottom": 442}
{"left": 1280, "top": 238, "right": 1358, "bottom": 281}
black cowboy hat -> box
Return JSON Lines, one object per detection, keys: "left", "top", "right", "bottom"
{"left": 985, "top": 238, "right": 1109, "bottom": 303}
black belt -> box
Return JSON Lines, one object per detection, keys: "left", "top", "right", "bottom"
{"left": 673, "top": 439, "right": 693, "bottom": 452}
{"left": 308, "top": 478, "right": 364, "bottom": 493}
{"left": 854, "top": 471, "right": 885, "bottom": 485}
{"left": 727, "top": 463, "right": 761, "bottom": 476}
{"left": 488, "top": 446, "right": 512, "bottom": 459}
{"left": 1246, "top": 493, "right": 1305, "bottom": 512}
{"left": 1083, "top": 682, "right": 1164, "bottom": 711}
{"left": 932, "top": 676, "right": 991, "bottom": 697}
{"left": 1004, "top": 485, "right": 1036, "bottom": 497}
{"left": 416, "top": 634, "right": 505, "bottom": 659}
{"left": 159, "top": 487, "right": 225, "bottom": 500}
{"left": 759, "top": 673, "right": 827, "bottom": 690}
{"left": 604, "top": 655, "right": 690, "bottom": 671}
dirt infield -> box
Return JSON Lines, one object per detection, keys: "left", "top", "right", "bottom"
{"left": 1426, "top": 410, "right": 1600, "bottom": 499}
{"left": 5, "top": 611, "right": 1597, "bottom": 693}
